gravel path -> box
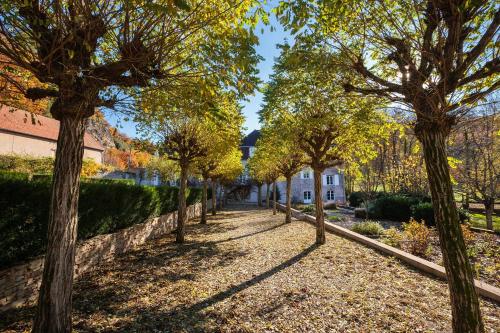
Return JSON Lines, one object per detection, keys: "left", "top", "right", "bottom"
{"left": 1, "top": 205, "right": 499, "bottom": 332}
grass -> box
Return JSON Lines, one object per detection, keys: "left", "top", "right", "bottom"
{"left": 469, "top": 213, "right": 500, "bottom": 232}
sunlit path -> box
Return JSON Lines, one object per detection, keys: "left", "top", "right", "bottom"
{"left": 2, "top": 205, "right": 499, "bottom": 332}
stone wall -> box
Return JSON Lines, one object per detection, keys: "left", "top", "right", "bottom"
{"left": 0, "top": 203, "right": 203, "bottom": 312}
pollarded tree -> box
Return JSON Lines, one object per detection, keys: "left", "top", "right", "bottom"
{"left": 247, "top": 137, "right": 281, "bottom": 211}
{"left": 194, "top": 95, "right": 244, "bottom": 223}
{"left": 261, "top": 44, "right": 387, "bottom": 244}
{"left": 211, "top": 147, "right": 244, "bottom": 209}
{"left": 258, "top": 124, "right": 304, "bottom": 222}
{"left": 277, "top": 1, "right": 498, "bottom": 329}
{"left": 160, "top": 118, "right": 208, "bottom": 243}
{"left": 0, "top": 1, "right": 260, "bottom": 330}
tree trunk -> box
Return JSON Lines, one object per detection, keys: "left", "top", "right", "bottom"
{"left": 257, "top": 184, "right": 262, "bottom": 207}
{"left": 484, "top": 198, "right": 494, "bottom": 231}
{"left": 211, "top": 180, "right": 216, "bottom": 216}
{"left": 266, "top": 183, "right": 270, "bottom": 208}
{"left": 285, "top": 176, "right": 292, "bottom": 223}
{"left": 219, "top": 184, "right": 224, "bottom": 210}
{"left": 314, "top": 169, "right": 325, "bottom": 245}
{"left": 201, "top": 177, "right": 208, "bottom": 224}
{"left": 33, "top": 114, "right": 87, "bottom": 333}
{"left": 272, "top": 181, "right": 277, "bottom": 215}
{"left": 176, "top": 163, "right": 188, "bottom": 243}
{"left": 418, "top": 128, "right": 484, "bottom": 333}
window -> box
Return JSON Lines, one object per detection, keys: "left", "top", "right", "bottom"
{"left": 303, "top": 191, "right": 312, "bottom": 201}
{"left": 326, "top": 175, "right": 334, "bottom": 185}
{"left": 327, "top": 190, "right": 335, "bottom": 201}
{"left": 302, "top": 170, "right": 311, "bottom": 179}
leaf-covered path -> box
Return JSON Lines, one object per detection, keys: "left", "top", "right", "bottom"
{"left": 2, "top": 205, "right": 499, "bottom": 332}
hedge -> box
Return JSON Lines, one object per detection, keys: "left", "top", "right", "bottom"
{"left": 365, "top": 193, "right": 469, "bottom": 225}
{"left": 0, "top": 174, "right": 202, "bottom": 269}
{"left": 412, "top": 202, "right": 469, "bottom": 226}
{"left": 367, "top": 194, "right": 420, "bottom": 222}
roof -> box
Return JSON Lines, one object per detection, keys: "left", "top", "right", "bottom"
{"left": 0, "top": 105, "right": 105, "bottom": 151}
{"left": 241, "top": 129, "right": 260, "bottom": 147}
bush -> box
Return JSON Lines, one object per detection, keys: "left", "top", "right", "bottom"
{"left": 323, "top": 202, "right": 337, "bottom": 210}
{"left": 301, "top": 205, "right": 314, "bottom": 213}
{"left": 401, "top": 218, "right": 431, "bottom": 257}
{"left": 86, "top": 178, "right": 136, "bottom": 185}
{"left": 411, "top": 202, "right": 435, "bottom": 226}
{"left": 367, "top": 194, "right": 419, "bottom": 222}
{"left": 348, "top": 191, "right": 365, "bottom": 207}
{"left": 0, "top": 177, "right": 202, "bottom": 268}
{"left": 351, "top": 221, "right": 384, "bottom": 236}
{"left": 354, "top": 208, "right": 367, "bottom": 218}
{"left": 382, "top": 227, "right": 403, "bottom": 247}
{"left": 411, "top": 202, "right": 469, "bottom": 226}
{"left": 0, "top": 170, "right": 30, "bottom": 181}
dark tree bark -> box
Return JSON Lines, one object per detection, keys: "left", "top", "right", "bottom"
{"left": 417, "top": 124, "right": 483, "bottom": 333}
{"left": 33, "top": 113, "right": 87, "bottom": 333}
{"left": 211, "top": 180, "right": 216, "bottom": 216}
{"left": 266, "top": 183, "right": 270, "bottom": 208}
{"left": 272, "top": 182, "right": 277, "bottom": 215}
{"left": 200, "top": 177, "right": 208, "bottom": 224}
{"left": 176, "top": 162, "right": 188, "bottom": 243}
{"left": 285, "top": 176, "right": 292, "bottom": 223}
{"left": 257, "top": 184, "right": 262, "bottom": 207}
{"left": 313, "top": 169, "right": 325, "bottom": 245}
{"left": 484, "top": 198, "right": 494, "bottom": 231}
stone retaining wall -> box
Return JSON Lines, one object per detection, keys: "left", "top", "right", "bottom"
{"left": 0, "top": 203, "right": 202, "bottom": 311}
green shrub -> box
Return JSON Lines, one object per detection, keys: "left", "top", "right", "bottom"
{"left": 411, "top": 202, "right": 469, "bottom": 226}
{"left": 301, "top": 205, "right": 314, "bottom": 213}
{"left": 348, "top": 191, "right": 365, "bottom": 207}
{"left": 0, "top": 178, "right": 202, "bottom": 269}
{"left": 411, "top": 202, "right": 435, "bottom": 225}
{"left": 352, "top": 221, "right": 384, "bottom": 236}
{"left": 367, "top": 194, "right": 419, "bottom": 222}
{"left": 85, "top": 178, "right": 136, "bottom": 185}
{"left": 0, "top": 170, "right": 30, "bottom": 181}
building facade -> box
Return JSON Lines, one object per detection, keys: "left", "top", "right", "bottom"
{"left": 240, "top": 130, "right": 346, "bottom": 204}
{"left": 0, "top": 105, "right": 104, "bottom": 162}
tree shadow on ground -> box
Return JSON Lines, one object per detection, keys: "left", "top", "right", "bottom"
{"left": 0, "top": 208, "right": 287, "bottom": 332}
{"left": 82, "top": 243, "right": 319, "bottom": 333}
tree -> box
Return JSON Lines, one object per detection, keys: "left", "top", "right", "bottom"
{"left": 277, "top": 1, "right": 498, "bottom": 329}
{"left": 247, "top": 137, "right": 280, "bottom": 210}
{"left": 452, "top": 101, "right": 499, "bottom": 230}
{"left": 194, "top": 95, "right": 244, "bottom": 223}
{"left": 260, "top": 44, "right": 386, "bottom": 244}
{"left": 0, "top": 1, "right": 261, "bottom": 330}
{"left": 0, "top": 55, "right": 49, "bottom": 114}
{"left": 258, "top": 124, "right": 304, "bottom": 222}
{"left": 146, "top": 156, "right": 180, "bottom": 186}
{"left": 211, "top": 147, "right": 244, "bottom": 209}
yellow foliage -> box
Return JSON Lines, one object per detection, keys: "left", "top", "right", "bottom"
{"left": 401, "top": 218, "right": 431, "bottom": 257}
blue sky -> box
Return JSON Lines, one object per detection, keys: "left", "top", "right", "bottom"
{"left": 105, "top": 14, "right": 290, "bottom": 138}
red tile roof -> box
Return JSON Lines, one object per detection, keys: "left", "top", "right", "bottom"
{"left": 0, "top": 105, "right": 104, "bottom": 151}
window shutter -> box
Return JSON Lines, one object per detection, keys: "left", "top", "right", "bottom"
{"left": 322, "top": 174, "right": 327, "bottom": 185}
{"left": 300, "top": 171, "right": 303, "bottom": 179}
{"left": 334, "top": 174, "right": 339, "bottom": 186}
